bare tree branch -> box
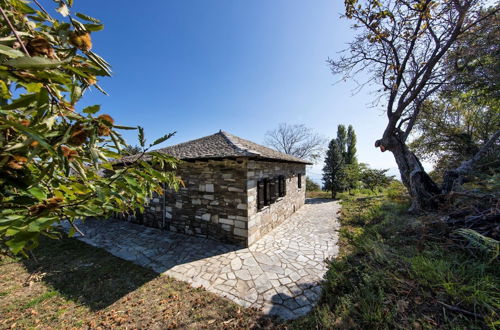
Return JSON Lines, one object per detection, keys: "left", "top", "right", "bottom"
{"left": 264, "top": 123, "right": 326, "bottom": 162}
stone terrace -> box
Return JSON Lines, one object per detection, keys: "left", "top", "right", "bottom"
{"left": 62, "top": 199, "right": 340, "bottom": 320}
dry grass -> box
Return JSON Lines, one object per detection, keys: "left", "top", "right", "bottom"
{"left": 305, "top": 191, "right": 333, "bottom": 199}
{"left": 0, "top": 236, "right": 281, "bottom": 329}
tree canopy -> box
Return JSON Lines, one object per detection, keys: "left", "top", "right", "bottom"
{"left": 0, "top": 0, "right": 181, "bottom": 255}
{"left": 331, "top": 0, "right": 499, "bottom": 211}
{"left": 322, "top": 138, "right": 346, "bottom": 198}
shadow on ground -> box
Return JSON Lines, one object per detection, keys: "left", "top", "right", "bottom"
{"left": 264, "top": 281, "right": 323, "bottom": 321}
{"left": 59, "top": 218, "right": 245, "bottom": 273}
{"left": 21, "top": 220, "right": 246, "bottom": 311}
{"left": 22, "top": 236, "right": 159, "bottom": 311}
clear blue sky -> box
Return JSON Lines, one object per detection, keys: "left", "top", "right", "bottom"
{"left": 71, "top": 0, "right": 402, "bottom": 182}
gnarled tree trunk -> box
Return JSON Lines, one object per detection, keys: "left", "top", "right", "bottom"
{"left": 377, "top": 129, "right": 500, "bottom": 213}
{"left": 376, "top": 134, "right": 440, "bottom": 212}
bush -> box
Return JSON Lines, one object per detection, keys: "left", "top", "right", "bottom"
{"left": 385, "top": 181, "right": 408, "bottom": 202}
{"left": 306, "top": 177, "right": 321, "bottom": 191}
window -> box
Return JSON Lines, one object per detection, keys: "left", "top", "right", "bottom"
{"left": 257, "top": 176, "right": 287, "bottom": 210}
{"left": 298, "top": 173, "right": 302, "bottom": 189}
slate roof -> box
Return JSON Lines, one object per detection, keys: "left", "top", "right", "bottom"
{"left": 120, "top": 130, "right": 311, "bottom": 164}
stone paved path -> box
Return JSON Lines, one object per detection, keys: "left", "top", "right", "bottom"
{"left": 63, "top": 199, "right": 340, "bottom": 319}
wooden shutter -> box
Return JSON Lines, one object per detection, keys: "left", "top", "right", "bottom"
{"left": 279, "top": 176, "right": 286, "bottom": 197}
{"left": 257, "top": 179, "right": 265, "bottom": 209}
{"left": 270, "top": 178, "right": 278, "bottom": 203}
{"left": 298, "top": 173, "right": 302, "bottom": 189}
{"left": 264, "top": 178, "right": 270, "bottom": 206}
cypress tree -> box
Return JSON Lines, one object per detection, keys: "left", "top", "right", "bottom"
{"left": 322, "top": 139, "right": 346, "bottom": 199}
{"left": 346, "top": 125, "right": 358, "bottom": 165}
{"left": 336, "top": 124, "right": 347, "bottom": 159}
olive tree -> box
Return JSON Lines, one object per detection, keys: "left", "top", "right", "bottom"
{"left": 0, "top": 0, "right": 181, "bottom": 255}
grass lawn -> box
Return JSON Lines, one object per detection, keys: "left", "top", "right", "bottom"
{"left": 0, "top": 237, "right": 279, "bottom": 329}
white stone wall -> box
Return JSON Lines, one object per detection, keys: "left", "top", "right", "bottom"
{"left": 246, "top": 160, "right": 306, "bottom": 245}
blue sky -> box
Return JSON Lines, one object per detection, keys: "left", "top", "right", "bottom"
{"left": 71, "top": 0, "right": 401, "bottom": 182}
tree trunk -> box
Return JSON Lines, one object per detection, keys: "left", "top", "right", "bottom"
{"left": 376, "top": 135, "right": 440, "bottom": 212}
{"left": 332, "top": 190, "right": 336, "bottom": 199}
{"left": 442, "top": 129, "right": 500, "bottom": 193}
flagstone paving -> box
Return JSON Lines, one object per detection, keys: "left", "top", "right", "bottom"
{"left": 62, "top": 199, "right": 340, "bottom": 320}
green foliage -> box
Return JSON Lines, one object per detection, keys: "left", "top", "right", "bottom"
{"left": 305, "top": 176, "right": 320, "bottom": 192}
{"left": 410, "top": 97, "right": 499, "bottom": 177}
{"left": 336, "top": 124, "right": 347, "bottom": 157}
{"left": 344, "top": 163, "right": 361, "bottom": 192}
{"left": 322, "top": 124, "right": 360, "bottom": 196}
{"left": 385, "top": 180, "right": 408, "bottom": 202}
{"left": 409, "top": 5, "right": 500, "bottom": 178}
{"left": 322, "top": 138, "right": 346, "bottom": 198}
{"left": 122, "top": 144, "right": 142, "bottom": 156}
{"left": 0, "top": 0, "right": 180, "bottom": 255}
{"left": 445, "top": 6, "right": 499, "bottom": 103}
{"left": 346, "top": 125, "right": 357, "bottom": 165}
{"left": 408, "top": 250, "right": 499, "bottom": 323}
{"left": 360, "top": 164, "right": 395, "bottom": 192}
{"left": 453, "top": 229, "right": 499, "bottom": 261}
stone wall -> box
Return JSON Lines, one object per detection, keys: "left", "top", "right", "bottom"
{"left": 246, "top": 160, "right": 306, "bottom": 245}
{"left": 117, "top": 157, "right": 306, "bottom": 247}
{"left": 162, "top": 159, "right": 248, "bottom": 245}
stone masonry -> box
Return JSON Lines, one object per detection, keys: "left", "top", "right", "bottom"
{"left": 120, "top": 158, "right": 306, "bottom": 247}
{"left": 247, "top": 160, "right": 306, "bottom": 245}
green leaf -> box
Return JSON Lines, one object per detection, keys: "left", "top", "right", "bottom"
{"left": 5, "top": 56, "right": 71, "bottom": 70}
{"left": 75, "top": 12, "right": 101, "bottom": 23}
{"left": 0, "top": 80, "right": 11, "bottom": 99}
{"left": 84, "top": 24, "right": 104, "bottom": 32}
{"left": 22, "top": 82, "right": 44, "bottom": 93}
{"left": 5, "top": 238, "right": 27, "bottom": 254}
{"left": 109, "top": 131, "right": 122, "bottom": 153}
{"left": 83, "top": 104, "right": 100, "bottom": 114}
{"left": 86, "top": 51, "right": 112, "bottom": 76}
{"left": 0, "top": 44, "right": 24, "bottom": 58}
{"left": 138, "top": 126, "right": 145, "bottom": 147}
{"left": 72, "top": 182, "right": 92, "bottom": 195}
{"left": 71, "top": 85, "right": 82, "bottom": 104}
{"left": 28, "top": 217, "right": 56, "bottom": 232}
{"left": 0, "top": 93, "right": 37, "bottom": 110}
{"left": 3, "top": 119, "right": 56, "bottom": 154}
{"left": 114, "top": 125, "right": 137, "bottom": 130}
{"left": 28, "top": 187, "right": 47, "bottom": 200}
{"left": 100, "top": 163, "right": 114, "bottom": 170}
{"left": 10, "top": 0, "right": 36, "bottom": 14}
{"left": 151, "top": 132, "right": 176, "bottom": 147}
{"left": 5, "top": 232, "right": 38, "bottom": 254}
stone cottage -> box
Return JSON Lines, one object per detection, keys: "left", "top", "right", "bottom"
{"left": 120, "top": 131, "right": 311, "bottom": 246}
